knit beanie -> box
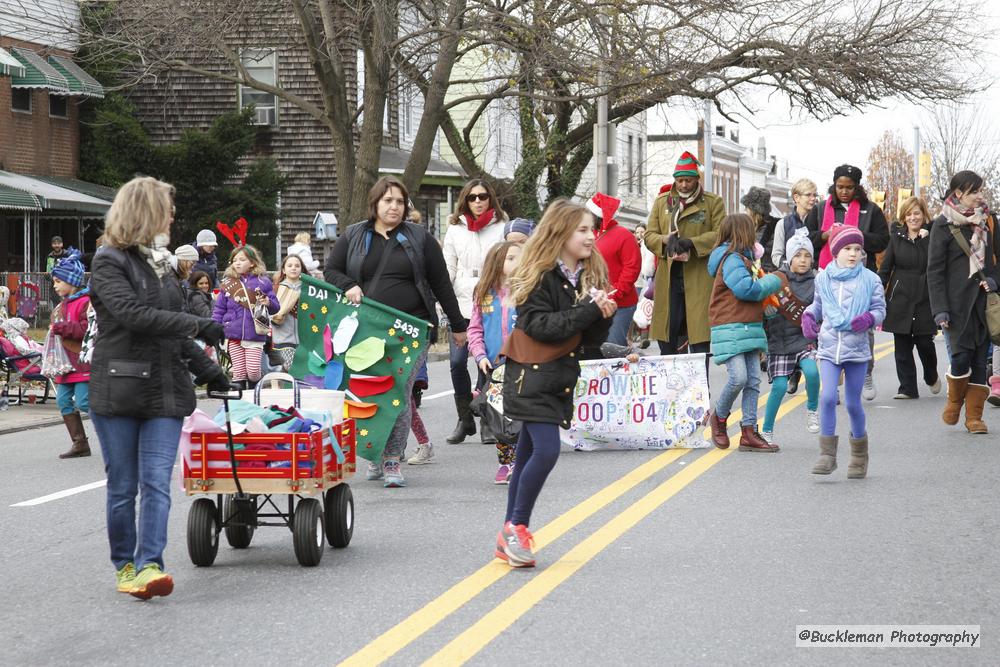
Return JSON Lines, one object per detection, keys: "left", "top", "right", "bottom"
{"left": 503, "top": 217, "right": 536, "bottom": 239}
{"left": 196, "top": 229, "right": 218, "bottom": 247}
{"left": 673, "top": 151, "right": 700, "bottom": 178}
{"left": 828, "top": 225, "right": 865, "bottom": 258}
{"left": 50, "top": 249, "right": 86, "bottom": 287}
{"left": 173, "top": 244, "right": 199, "bottom": 262}
{"left": 785, "top": 227, "right": 813, "bottom": 261}
{"left": 833, "top": 164, "right": 863, "bottom": 184}
{"left": 740, "top": 186, "right": 771, "bottom": 217}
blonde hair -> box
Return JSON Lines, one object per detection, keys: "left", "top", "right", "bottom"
{"left": 474, "top": 241, "right": 520, "bottom": 306}
{"left": 224, "top": 244, "right": 268, "bottom": 279}
{"left": 509, "top": 199, "right": 608, "bottom": 306}
{"left": 897, "top": 196, "right": 931, "bottom": 225}
{"left": 294, "top": 231, "right": 310, "bottom": 244}
{"left": 103, "top": 176, "right": 175, "bottom": 249}
{"left": 791, "top": 178, "right": 817, "bottom": 197}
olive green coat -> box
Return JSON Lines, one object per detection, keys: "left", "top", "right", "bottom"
{"left": 644, "top": 190, "right": 725, "bottom": 345}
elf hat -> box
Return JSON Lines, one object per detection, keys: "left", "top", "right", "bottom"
{"left": 828, "top": 224, "right": 865, "bottom": 258}
{"left": 585, "top": 192, "right": 622, "bottom": 221}
{"left": 673, "top": 151, "right": 701, "bottom": 178}
{"left": 51, "top": 249, "right": 85, "bottom": 287}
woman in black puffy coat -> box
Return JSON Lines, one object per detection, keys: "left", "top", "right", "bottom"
{"left": 878, "top": 197, "right": 939, "bottom": 399}
{"left": 89, "top": 176, "right": 229, "bottom": 600}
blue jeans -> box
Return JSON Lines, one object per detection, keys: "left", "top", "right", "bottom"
{"left": 56, "top": 382, "right": 89, "bottom": 416}
{"left": 449, "top": 335, "right": 472, "bottom": 397}
{"left": 715, "top": 352, "right": 761, "bottom": 425}
{"left": 607, "top": 305, "right": 637, "bottom": 346}
{"left": 91, "top": 413, "right": 183, "bottom": 571}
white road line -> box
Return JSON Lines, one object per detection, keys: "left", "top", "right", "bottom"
{"left": 11, "top": 479, "right": 106, "bottom": 507}
{"left": 423, "top": 389, "right": 455, "bottom": 401}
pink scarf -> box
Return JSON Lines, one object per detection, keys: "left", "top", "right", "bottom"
{"left": 819, "top": 198, "right": 861, "bottom": 268}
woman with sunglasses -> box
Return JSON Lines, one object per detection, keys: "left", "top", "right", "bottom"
{"left": 442, "top": 179, "right": 508, "bottom": 445}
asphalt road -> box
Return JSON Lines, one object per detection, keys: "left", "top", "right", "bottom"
{"left": 1, "top": 332, "right": 997, "bottom": 666}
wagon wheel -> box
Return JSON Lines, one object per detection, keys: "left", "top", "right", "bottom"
{"left": 292, "top": 498, "right": 324, "bottom": 566}
{"left": 324, "top": 484, "right": 354, "bottom": 548}
{"left": 223, "top": 494, "right": 256, "bottom": 549}
{"left": 187, "top": 497, "right": 220, "bottom": 567}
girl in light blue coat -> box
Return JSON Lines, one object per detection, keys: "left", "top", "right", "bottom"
{"left": 801, "top": 225, "right": 886, "bottom": 479}
{"left": 707, "top": 214, "right": 784, "bottom": 452}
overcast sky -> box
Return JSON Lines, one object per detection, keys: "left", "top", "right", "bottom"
{"left": 648, "top": 5, "right": 1000, "bottom": 191}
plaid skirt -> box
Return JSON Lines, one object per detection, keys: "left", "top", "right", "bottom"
{"left": 767, "top": 347, "right": 816, "bottom": 381}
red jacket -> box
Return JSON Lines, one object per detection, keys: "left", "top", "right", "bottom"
{"left": 50, "top": 293, "right": 91, "bottom": 384}
{"left": 595, "top": 221, "right": 640, "bottom": 307}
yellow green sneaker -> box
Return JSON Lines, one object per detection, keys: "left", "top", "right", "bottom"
{"left": 129, "top": 564, "right": 174, "bottom": 600}
{"left": 115, "top": 563, "right": 136, "bottom": 593}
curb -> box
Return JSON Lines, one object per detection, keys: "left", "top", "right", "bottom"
{"left": 0, "top": 411, "right": 90, "bottom": 436}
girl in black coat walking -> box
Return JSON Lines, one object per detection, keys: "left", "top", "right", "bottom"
{"left": 927, "top": 171, "right": 1000, "bottom": 434}
{"left": 878, "top": 197, "right": 940, "bottom": 399}
{"left": 494, "top": 199, "right": 615, "bottom": 568}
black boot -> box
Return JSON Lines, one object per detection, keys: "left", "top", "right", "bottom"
{"left": 480, "top": 418, "right": 497, "bottom": 445}
{"left": 446, "top": 394, "right": 477, "bottom": 444}
{"left": 786, "top": 369, "right": 801, "bottom": 395}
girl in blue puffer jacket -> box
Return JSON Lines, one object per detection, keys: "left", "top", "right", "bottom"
{"left": 212, "top": 245, "right": 279, "bottom": 388}
{"left": 801, "top": 225, "right": 886, "bottom": 479}
{"left": 707, "top": 214, "right": 785, "bottom": 452}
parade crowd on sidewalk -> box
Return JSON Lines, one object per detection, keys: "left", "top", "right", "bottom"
{"left": 2, "top": 151, "right": 998, "bottom": 595}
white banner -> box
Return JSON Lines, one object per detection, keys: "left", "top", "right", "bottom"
{"left": 562, "top": 354, "right": 712, "bottom": 450}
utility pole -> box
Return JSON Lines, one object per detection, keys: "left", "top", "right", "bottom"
{"left": 703, "top": 99, "right": 713, "bottom": 192}
{"left": 594, "top": 12, "right": 610, "bottom": 195}
{"left": 913, "top": 126, "right": 920, "bottom": 197}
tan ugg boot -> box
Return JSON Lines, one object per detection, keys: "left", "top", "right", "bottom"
{"left": 812, "top": 435, "right": 838, "bottom": 475}
{"left": 943, "top": 373, "right": 970, "bottom": 426}
{"left": 847, "top": 434, "right": 869, "bottom": 479}
{"left": 964, "top": 384, "right": 990, "bottom": 434}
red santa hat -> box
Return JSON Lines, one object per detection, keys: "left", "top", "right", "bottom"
{"left": 658, "top": 183, "right": 672, "bottom": 195}
{"left": 586, "top": 192, "right": 622, "bottom": 222}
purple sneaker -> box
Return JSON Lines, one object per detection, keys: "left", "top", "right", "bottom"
{"left": 494, "top": 464, "right": 511, "bottom": 485}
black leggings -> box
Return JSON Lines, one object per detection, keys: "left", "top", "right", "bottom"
{"left": 505, "top": 422, "right": 561, "bottom": 527}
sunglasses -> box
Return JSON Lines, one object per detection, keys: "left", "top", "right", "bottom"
{"left": 466, "top": 193, "right": 490, "bottom": 203}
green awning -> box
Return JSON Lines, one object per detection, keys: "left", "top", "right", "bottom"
{"left": 0, "top": 183, "right": 41, "bottom": 212}
{"left": 0, "top": 47, "right": 25, "bottom": 78}
{"left": 10, "top": 47, "right": 69, "bottom": 92}
{"left": 29, "top": 175, "right": 117, "bottom": 202}
{"left": 48, "top": 56, "right": 104, "bottom": 98}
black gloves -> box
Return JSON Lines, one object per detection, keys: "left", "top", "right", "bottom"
{"left": 196, "top": 364, "right": 234, "bottom": 393}
{"left": 197, "top": 320, "right": 225, "bottom": 347}
{"left": 675, "top": 237, "right": 695, "bottom": 253}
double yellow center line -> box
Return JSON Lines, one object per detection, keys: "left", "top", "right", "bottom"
{"left": 341, "top": 342, "right": 896, "bottom": 666}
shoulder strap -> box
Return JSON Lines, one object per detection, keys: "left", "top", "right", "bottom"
{"left": 947, "top": 224, "right": 990, "bottom": 283}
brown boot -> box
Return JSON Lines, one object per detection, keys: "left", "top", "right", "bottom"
{"left": 59, "top": 412, "right": 92, "bottom": 459}
{"left": 812, "top": 435, "right": 838, "bottom": 475}
{"left": 847, "top": 434, "right": 869, "bottom": 479}
{"left": 942, "top": 373, "right": 970, "bottom": 425}
{"left": 964, "top": 384, "right": 990, "bottom": 434}
{"left": 738, "top": 425, "right": 779, "bottom": 452}
{"left": 709, "top": 410, "right": 730, "bottom": 449}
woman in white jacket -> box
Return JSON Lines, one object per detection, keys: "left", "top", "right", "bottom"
{"left": 442, "top": 179, "right": 507, "bottom": 444}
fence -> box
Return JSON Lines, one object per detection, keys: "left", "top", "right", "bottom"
{"left": 2, "top": 272, "right": 75, "bottom": 328}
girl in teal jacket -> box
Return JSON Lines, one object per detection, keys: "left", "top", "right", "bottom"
{"left": 706, "top": 214, "right": 784, "bottom": 452}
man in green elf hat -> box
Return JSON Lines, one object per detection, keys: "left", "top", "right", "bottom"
{"left": 643, "top": 150, "right": 724, "bottom": 357}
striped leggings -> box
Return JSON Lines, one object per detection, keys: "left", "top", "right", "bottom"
{"left": 227, "top": 340, "right": 263, "bottom": 382}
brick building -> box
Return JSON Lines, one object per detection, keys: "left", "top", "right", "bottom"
{"left": 0, "top": 0, "right": 111, "bottom": 273}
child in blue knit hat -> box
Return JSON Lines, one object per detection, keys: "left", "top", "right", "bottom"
{"left": 49, "top": 249, "right": 92, "bottom": 459}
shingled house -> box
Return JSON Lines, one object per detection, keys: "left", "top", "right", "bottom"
{"left": 125, "top": 15, "right": 465, "bottom": 260}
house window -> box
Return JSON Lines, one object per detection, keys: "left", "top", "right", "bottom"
{"left": 11, "top": 88, "right": 31, "bottom": 113}
{"left": 355, "top": 49, "right": 389, "bottom": 133}
{"left": 400, "top": 86, "right": 413, "bottom": 140}
{"left": 49, "top": 95, "right": 68, "bottom": 118}
{"left": 239, "top": 48, "right": 278, "bottom": 126}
